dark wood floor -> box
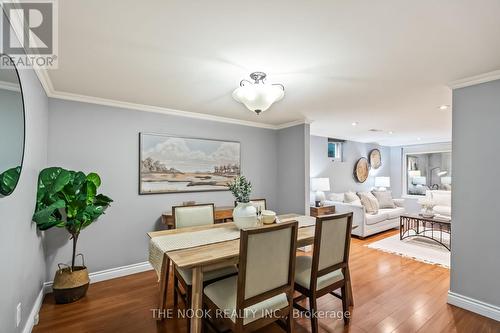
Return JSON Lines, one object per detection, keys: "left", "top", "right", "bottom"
{"left": 33, "top": 230, "right": 500, "bottom": 333}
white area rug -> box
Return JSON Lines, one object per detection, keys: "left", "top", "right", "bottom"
{"left": 366, "top": 233, "right": 450, "bottom": 268}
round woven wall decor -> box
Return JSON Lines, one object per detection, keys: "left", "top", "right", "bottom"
{"left": 354, "top": 157, "right": 370, "bottom": 183}
{"left": 369, "top": 149, "right": 382, "bottom": 169}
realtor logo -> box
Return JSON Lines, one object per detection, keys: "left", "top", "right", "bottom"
{"left": 1, "top": 0, "right": 58, "bottom": 68}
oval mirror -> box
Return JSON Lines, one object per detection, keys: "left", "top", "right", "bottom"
{"left": 0, "top": 54, "right": 25, "bottom": 197}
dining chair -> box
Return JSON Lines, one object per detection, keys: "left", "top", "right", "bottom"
{"left": 203, "top": 221, "right": 298, "bottom": 333}
{"left": 293, "top": 212, "right": 354, "bottom": 331}
{"left": 172, "top": 204, "right": 238, "bottom": 319}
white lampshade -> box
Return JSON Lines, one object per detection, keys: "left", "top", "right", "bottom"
{"left": 375, "top": 177, "right": 391, "bottom": 188}
{"left": 311, "top": 178, "right": 330, "bottom": 192}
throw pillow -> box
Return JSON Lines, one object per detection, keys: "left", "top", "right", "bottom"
{"left": 349, "top": 199, "right": 362, "bottom": 206}
{"left": 344, "top": 191, "right": 359, "bottom": 203}
{"left": 328, "top": 192, "right": 345, "bottom": 202}
{"left": 358, "top": 191, "right": 380, "bottom": 214}
{"left": 372, "top": 190, "right": 396, "bottom": 209}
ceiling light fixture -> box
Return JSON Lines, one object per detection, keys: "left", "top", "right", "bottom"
{"left": 389, "top": 131, "right": 394, "bottom": 134}
{"left": 439, "top": 105, "right": 450, "bottom": 110}
{"left": 232, "top": 72, "right": 285, "bottom": 115}
{"left": 351, "top": 122, "right": 358, "bottom": 126}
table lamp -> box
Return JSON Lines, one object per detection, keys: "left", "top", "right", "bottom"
{"left": 311, "top": 178, "right": 330, "bottom": 207}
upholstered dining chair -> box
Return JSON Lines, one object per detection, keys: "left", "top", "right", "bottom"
{"left": 203, "top": 221, "right": 298, "bottom": 333}
{"left": 172, "top": 204, "right": 238, "bottom": 321}
{"left": 293, "top": 212, "right": 354, "bottom": 332}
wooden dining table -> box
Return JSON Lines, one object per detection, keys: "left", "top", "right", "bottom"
{"left": 147, "top": 214, "right": 354, "bottom": 333}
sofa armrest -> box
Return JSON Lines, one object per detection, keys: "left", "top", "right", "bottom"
{"left": 393, "top": 198, "right": 405, "bottom": 208}
{"left": 332, "top": 202, "right": 366, "bottom": 230}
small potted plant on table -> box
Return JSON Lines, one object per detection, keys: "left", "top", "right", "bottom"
{"left": 228, "top": 175, "right": 258, "bottom": 229}
{"left": 32, "top": 167, "right": 113, "bottom": 303}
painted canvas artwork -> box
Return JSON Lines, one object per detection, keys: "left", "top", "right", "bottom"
{"left": 139, "top": 133, "right": 241, "bottom": 194}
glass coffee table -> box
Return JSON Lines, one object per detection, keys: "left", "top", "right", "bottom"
{"left": 400, "top": 214, "right": 451, "bottom": 251}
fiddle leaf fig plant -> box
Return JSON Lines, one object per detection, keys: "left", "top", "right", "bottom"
{"left": 33, "top": 167, "right": 113, "bottom": 269}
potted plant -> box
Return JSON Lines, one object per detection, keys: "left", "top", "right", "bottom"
{"left": 228, "top": 175, "right": 257, "bottom": 229}
{"left": 32, "top": 167, "right": 113, "bottom": 303}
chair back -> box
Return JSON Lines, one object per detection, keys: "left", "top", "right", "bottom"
{"left": 237, "top": 222, "right": 298, "bottom": 309}
{"left": 311, "top": 213, "right": 353, "bottom": 289}
{"left": 172, "top": 203, "right": 215, "bottom": 229}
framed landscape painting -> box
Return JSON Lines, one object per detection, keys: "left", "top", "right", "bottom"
{"left": 139, "top": 133, "right": 241, "bottom": 194}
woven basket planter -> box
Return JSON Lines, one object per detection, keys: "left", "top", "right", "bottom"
{"left": 53, "top": 264, "right": 90, "bottom": 304}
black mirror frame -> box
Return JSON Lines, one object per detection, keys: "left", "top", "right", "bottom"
{"left": 0, "top": 53, "right": 26, "bottom": 197}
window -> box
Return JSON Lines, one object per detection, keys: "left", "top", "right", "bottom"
{"left": 405, "top": 151, "right": 452, "bottom": 196}
{"left": 328, "top": 140, "right": 343, "bottom": 162}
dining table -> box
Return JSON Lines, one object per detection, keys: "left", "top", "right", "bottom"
{"left": 147, "top": 214, "right": 354, "bottom": 333}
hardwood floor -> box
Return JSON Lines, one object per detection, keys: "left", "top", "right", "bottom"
{"left": 33, "top": 230, "right": 499, "bottom": 333}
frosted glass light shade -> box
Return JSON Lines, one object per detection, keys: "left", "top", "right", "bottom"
{"left": 375, "top": 177, "right": 391, "bottom": 188}
{"left": 232, "top": 83, "right": 284, "bottom": 114}
{"left": 311, "top": 178, "right": 331, "bottom": 192}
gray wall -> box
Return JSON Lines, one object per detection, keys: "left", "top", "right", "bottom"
{"left": 277, "top": 124, "right": 310, "bottom": 215}
{"left": 310, "top": 136, "right": 391, "bottom": 195}
{"left": 0, "top": 66, "right": 48, "bottom": 330}
{"left": 451, "top": 79, "right": 500, "bottom": 307}
{"left": 46, "top": 99, "right": 290, "bottom": 278}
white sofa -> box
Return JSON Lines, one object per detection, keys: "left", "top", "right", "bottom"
{"left": 324, "top": 194, "right": 406, "bottom": 238}
{"left": 426, "top": 190, "right": 451, "bottom": 217}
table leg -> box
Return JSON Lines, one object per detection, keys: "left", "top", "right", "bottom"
{"left": 158, "top": 254, "right": 170, "bottom": 319}
{"left": 190, "top": 267, "right": 204, "bottom": 333}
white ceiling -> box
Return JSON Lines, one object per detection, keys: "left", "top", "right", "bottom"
{"left": 45, "top": 0, "right": 500, "bottom": 145}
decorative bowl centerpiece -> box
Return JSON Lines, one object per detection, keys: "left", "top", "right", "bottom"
{"left": 228, "top": 175, "right": 258, "bottom": 229}
{"left": 261, "top": 210, "right": 277, "bottom": 224}
{"left": 418, "top": 198, "right": 436, "bottom": 218}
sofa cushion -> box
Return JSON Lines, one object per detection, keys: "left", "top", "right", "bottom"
{"left": 344, "top": 191, "right": 359, "bottom": 203}
{"left": 378, "top": 207, "right": 405, "bottom": 219}
{"left": 434, "top": 205, "right": 451, "bottom": 217}
{"left": 372, "top": 191, "right": 396, "bottom": 208}
{"left": 358, "top": 192, "right": 380, "bottom": 214}
{"left": 365, "top": 212, "right": 389, "bottom": 225}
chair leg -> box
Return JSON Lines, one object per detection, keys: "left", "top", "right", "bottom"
{"left": 286, "top": 312, "right": 293, "bottom": 333}
{"left": 341, "top": 285, "right": 350, "bottom": 325}
{"left": 173, "top": 275, "right": 179, "bottom": 308}
{"left": 309, "top": 296, "right": 318, "bottom": 333}
{"left": 186, "top": 286, "right": 191, "bottom": 333}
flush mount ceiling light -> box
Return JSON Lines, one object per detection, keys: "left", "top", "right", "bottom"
{"left": 232, "top": 72, "right": 285, "bottom": 115}
{"left": 439, "top": 105, "right": 451, "bottom": 110}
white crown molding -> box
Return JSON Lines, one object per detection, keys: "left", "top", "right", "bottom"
{"left": 448, "top": 291, "right": 500, "bottom": 322}
{"left": 449, "top": 70, "right": 500, "bottom": 89}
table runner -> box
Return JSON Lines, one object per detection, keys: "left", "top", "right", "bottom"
{"left": 149, "top": 226, "right": 241, "bottom": 278}
{"left": 278, "top": 215, "right": 316, "bottom": 228}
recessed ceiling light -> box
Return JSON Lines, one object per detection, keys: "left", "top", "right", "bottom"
{"left": 389, "top": 131, "right": 394, "bottom": 134}
{"left": 417, "top": 137, "right": 422, "bottom": 141}
{"left": 439, "top": 105, "right": 450, "bottom": 110}
{"left": 351, "top": 122, "right": 358, "bottom": 126}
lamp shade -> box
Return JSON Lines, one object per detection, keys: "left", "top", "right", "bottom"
{"left": 375, "top": 177, "right": 391, "bottom": 188}
{"left": 408, "top": 170, "right": 421, "bottom": 177}
{"left": 311, "top": 178, "right": 330, "bottom": 192}
{"left": 441, "top": 176, "right": 452, "bottom": 185}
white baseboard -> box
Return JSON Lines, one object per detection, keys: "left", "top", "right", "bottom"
{"left": 22, "top": 287, "right": 44, "bottom": 333}
{"left": 43, "top": 261, "right": 153, "bottom": 293}
{"left": 448, "top": 291, "right": 500, "bottom": 322}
